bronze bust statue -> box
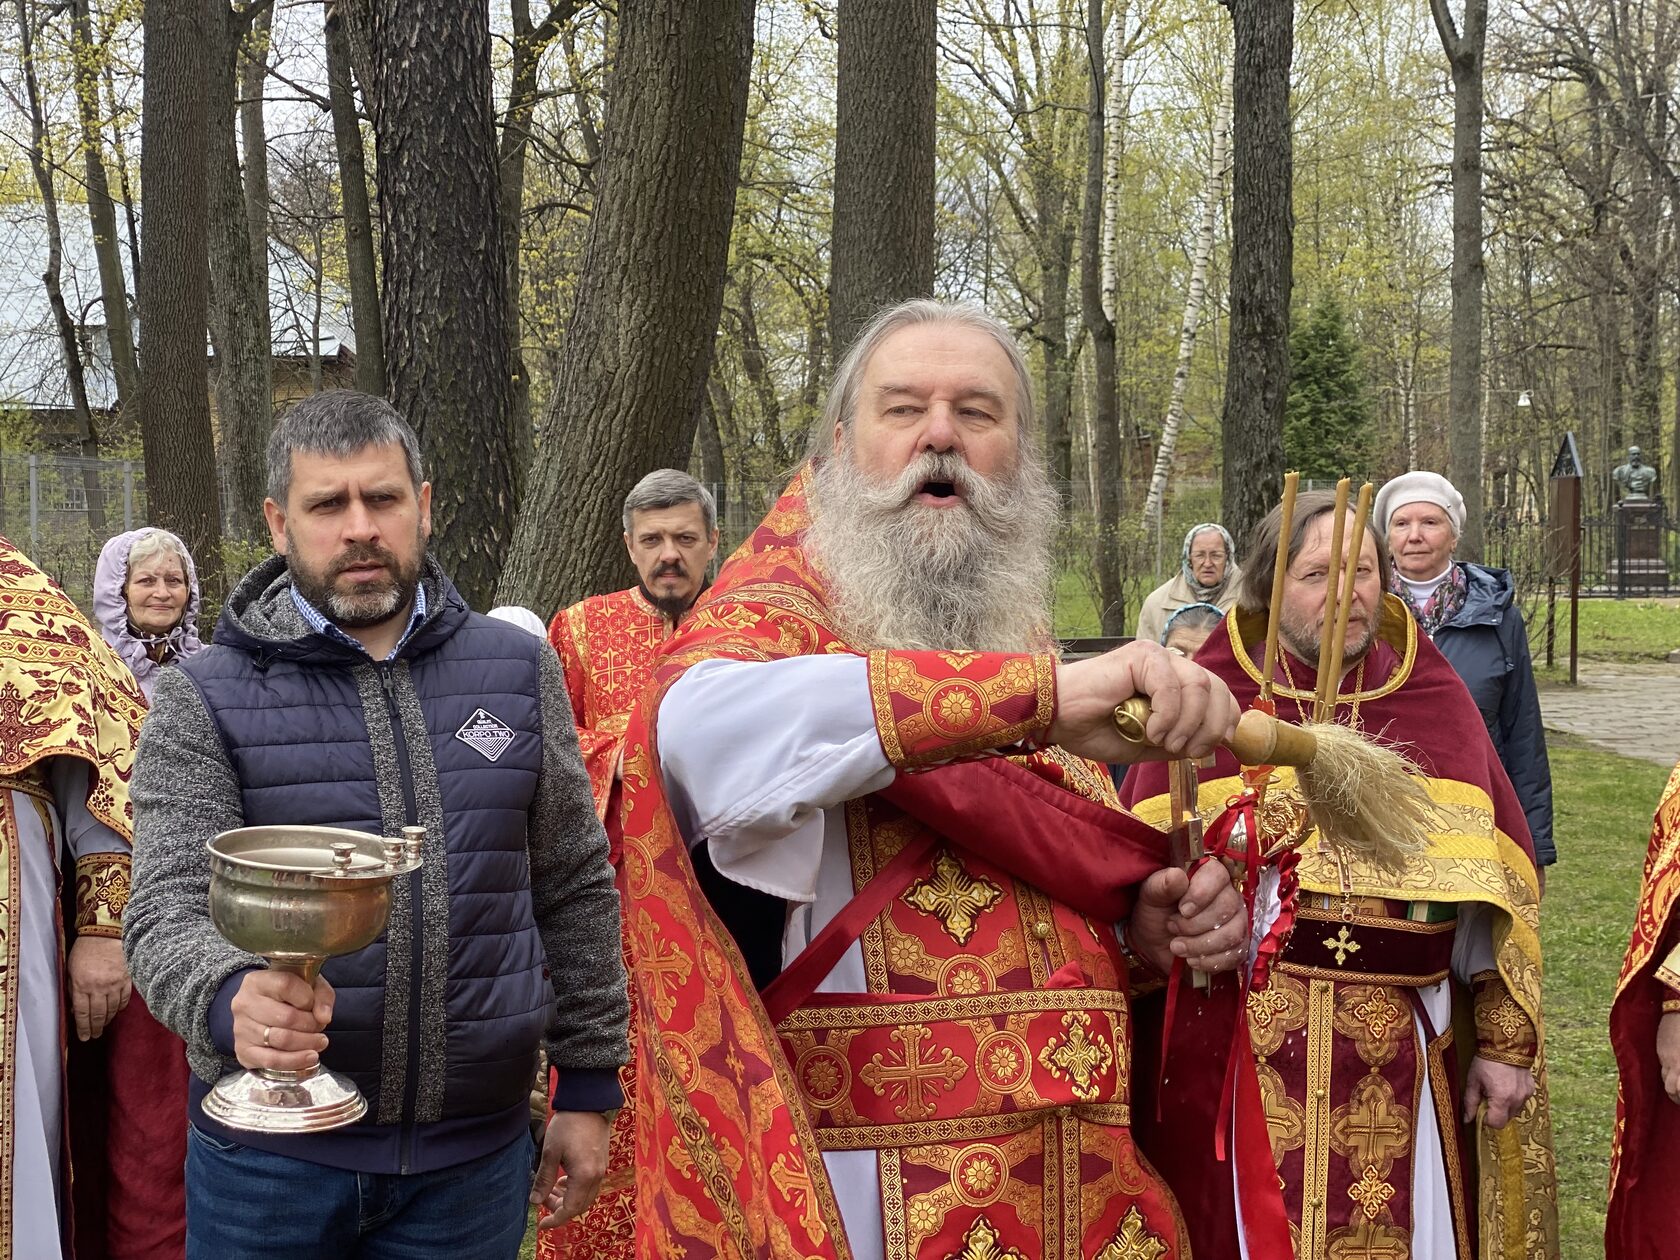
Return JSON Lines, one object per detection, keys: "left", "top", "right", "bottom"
{"left": 1614, "top": 446, "right": 1659, "bottom": 501}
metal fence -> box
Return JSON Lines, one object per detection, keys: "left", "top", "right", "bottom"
{"left": 0, "top": 453, "right": 151, "bottom": 606}
{"left": 1485, "top": 500, "right": 1680, "bottom": 598}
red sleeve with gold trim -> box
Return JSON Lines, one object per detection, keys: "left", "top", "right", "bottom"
{"left": 1471, "top": 969, "right": 1537, "bottom": 1069}
{"left": 549, "top": 604, "right": 620, "bottom": 822}
{"left": 866, "top": 649, "right": 1056, "bottom": 770}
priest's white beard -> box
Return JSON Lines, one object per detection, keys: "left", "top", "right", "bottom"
{"left": 804, "top": 446, "right": 1059, "bottom": 653}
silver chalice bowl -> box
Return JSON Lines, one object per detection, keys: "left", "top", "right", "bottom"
{"left": 201, "top": 824, "right": 424, "bottom": 1133}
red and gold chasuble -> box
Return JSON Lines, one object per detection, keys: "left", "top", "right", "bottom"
{"left": 548, "top": 585, "right": 671, "bottom": 827}
{"left": 0, "top": 535, "right": 186, "bottom": 1260}
{"left": 1607, "top": 757, "right": 1680, "bottom": 1257}
{"left": 1125, "top": 602, "right": 1557, "bottom": 1260}
{"left": 541, "top": 587, "right": 673, "bottom": 1260}
{"left": 618, "top": 472, "right": 1191, "bottom": 1258}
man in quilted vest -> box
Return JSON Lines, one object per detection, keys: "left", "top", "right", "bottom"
{"left": 124, "top": 391, "right": 628, "bottom": 1259}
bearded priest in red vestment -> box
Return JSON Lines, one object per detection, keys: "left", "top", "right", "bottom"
{"left": 1608, "top": 758, "right": 1680, "bottom": 1258}
{"left": 537, "top": 469, "right": 718, "bottom": 1260}
{"left": 1124, "top": 492, "right": 1557, "bottom": 1260}
{"left": 547, "top": 468, "right": 720, "bottom": 834}
{"left": 607, "top": 299, "right": 1259, "bottom": 1260}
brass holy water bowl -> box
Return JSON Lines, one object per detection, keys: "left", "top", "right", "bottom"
{"left": 201, "top": 824, "right": 423, "bottom": 1133}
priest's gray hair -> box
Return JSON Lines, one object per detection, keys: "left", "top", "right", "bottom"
{"left": 808, "top": 299, "right": 1037, "bottom": 461}
{"left": 622, "top": 468, "right": 717, "bottom": 533}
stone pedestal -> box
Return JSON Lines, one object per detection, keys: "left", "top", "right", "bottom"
{"left": 1609, "top": 498, "right": 1669, "bottom": 594}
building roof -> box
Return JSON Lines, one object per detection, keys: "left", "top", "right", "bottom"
{"left": 0, "top": 202, "right": 356, "bottom": 411}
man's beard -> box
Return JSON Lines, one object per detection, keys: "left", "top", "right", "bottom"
{"left": 641, "top": 562, "right": 699, "bottom": 623}
{"left": 803, "top": 446, "right": 1059, "bottom": 652}
{"left": 1279, "top": 602, "right": 1380, "bottom": 674}
{"left": 288, "top": 531, "right": 425, "bottom": 629}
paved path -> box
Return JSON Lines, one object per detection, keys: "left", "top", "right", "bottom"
{"left": 1539, "top": 662, "right": 1680, "bottom": 766}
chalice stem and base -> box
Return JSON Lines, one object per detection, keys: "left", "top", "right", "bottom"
{"left": 202, "top": 824, "right": 424, "bottom": 1133}
{"left": 200, "top": 955, "right": 370, "bottom": 1133}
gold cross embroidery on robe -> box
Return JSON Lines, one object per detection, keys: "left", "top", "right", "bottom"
{"left": 859, "top": 1023, "right": 968, "bottom": 1121}
{"left": 946, "top": 1215, "right": 1027, "bottom": 1260}
{"left": 1094, "top": 1205, "right": 1170, "bottom": 1260}
{"left": 1037, "top": 1010, "right": 1114, "bottom": 1102}
{"left": 1323, "top": 924, "right": 1361, "bottom": 965}
{"left": 901, "top": 850, "right": 1004, "bottom": 946}
{"left": 1347, "top": 1164, "right": 1396, "bottom": 1222}
{"left": 1328, "top": 1073, "right": 1412, "bottom": 1177}
{"left": 769, "top": 1152, "right": 825, "bottom": 1247}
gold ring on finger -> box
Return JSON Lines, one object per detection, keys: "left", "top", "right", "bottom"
{"left": 262, "top": 1025, "right": 272, "bottom": 1048}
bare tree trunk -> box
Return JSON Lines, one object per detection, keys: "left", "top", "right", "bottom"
{"left": 14, "top": 0, "right": 107, "bottom": 534}
{"left": 1431, "top": 0, "right": 1487, "bottom": 558}
{"left": 323, "top": 2, "right": 384, "bottom": 395}
{"left": 1144, "top": 71, "right": 1230, "bottom": 530}
{"left": 69, "top": 0, "right": 140, "bottom": 431}
{"left": 1081, "top": 0, "right": 1123, "bottom": 635}
{"left": 1219, "top": 0, "right": 1292, "bottom": 546}
{"left": 354, "top": 0, "right": 519, "bottom": 608}
{"left": 206, "top": 0, "right": 273, "bottom": 542}
{"left": 104, "top": 57, "right": 143, "bottom": 286}
{"left": 499, "top": 1, "right": 581, "bottom": 463}
{"left": 241, "top": 6, "right": 269, "bottom": 290}
{"left": 734, "top": 283, "right": 788, "bottom": 468}
{"left": 139, "top": 0, "right": 225, "bottom": 600}
{"left": 1099, "top": 8, "right": 1125, "bottom": 323}
{"left": 828, "top": 0, "right": 935, "bottom": 357}
{"left": 1040, "top": 225, "right": 1078, "bottom": 502}
{"left": 695, "top": 385, "right": 728, "bottom": 534}
{"left": 800, "top": 311, "right": 826, "bottom": 446}
{"left": 497, "top": 0, "right": 754, "bottom": 612}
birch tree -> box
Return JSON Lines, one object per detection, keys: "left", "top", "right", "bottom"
{"left": 1142, "top": 70, "right": 1230, "bottom": 531}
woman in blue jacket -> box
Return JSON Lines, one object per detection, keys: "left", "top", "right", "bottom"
{"left": 1375, "top": 472, "right": 1555, "bottom": 877}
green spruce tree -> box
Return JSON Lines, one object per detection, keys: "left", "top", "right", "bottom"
{"left": 1284, "top": 295, "right": 1372, "bottom": 481}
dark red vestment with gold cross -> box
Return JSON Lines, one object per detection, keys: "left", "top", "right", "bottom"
{"left": 1125, "top": 603, "right": 1557, "bottom": 1260}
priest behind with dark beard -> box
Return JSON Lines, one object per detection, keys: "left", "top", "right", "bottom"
{"left": 613, "top": 298, "right": 1254, "bottom": 1260}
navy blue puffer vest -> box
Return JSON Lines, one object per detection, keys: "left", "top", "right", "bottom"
{"left": 179, "top": 562, "right": 550, "bottom": 1166}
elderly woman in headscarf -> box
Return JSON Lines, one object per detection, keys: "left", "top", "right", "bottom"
{"left": 1135, "top": 521, "right": 1242, "bottom": 645}
{"left": 1373, "top": 471, "right": 1554, "bottom": 875}
{"left": 93, "top": 527, "right": 204, "bottom": 700}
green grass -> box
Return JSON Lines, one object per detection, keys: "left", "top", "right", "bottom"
{"left": 1530, "top": 598, "right": 1680, "bottom": 681}
{"left": 1543, "top": 733, "right": 1669, "bottom": 1256}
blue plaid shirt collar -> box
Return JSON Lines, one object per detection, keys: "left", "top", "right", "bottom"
{"left": 289, "top": 580, "right": 428, "bottom": 662}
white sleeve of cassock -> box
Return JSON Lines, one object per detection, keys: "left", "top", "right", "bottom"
{"left": 1450, "top": 899, "right": 1497, "bottom": 982}
{"left": 657, "top": 655, "right": 895, "bottom": 904}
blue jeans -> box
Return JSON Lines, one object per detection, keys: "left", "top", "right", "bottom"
{"left": 185, "top": 1126, "right": 534, "bottom": 1259}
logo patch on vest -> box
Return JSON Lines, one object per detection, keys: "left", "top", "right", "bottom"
{"left": 455, "top": 708, "right": 516, "bottom": 763}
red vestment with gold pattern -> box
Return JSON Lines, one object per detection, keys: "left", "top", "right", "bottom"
{"left": 549, "top": 586, "right": 670, "bottom": 831}
{"left": 1607, "top": 757, "right": 1680, "bottom": 1257}
{"left": 617, "top": 472, "right": 1193, "bottom": 1259}
{"left": 539, "top": 587, "right": 672, "bottom": 1260}
{"left": 0, "top": 535, "right": 185, "bottom": 1259}
{"left": 1125, "top": 603, "right": 1557, "bottom": 1260}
